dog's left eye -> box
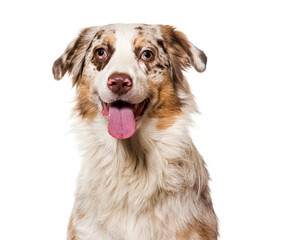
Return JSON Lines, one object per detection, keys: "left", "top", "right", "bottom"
{"left": 94, "top": 48, "right": 108, "bottom": 61}
{"left": 141, "top": 50, "right": 154, "bottom": 62}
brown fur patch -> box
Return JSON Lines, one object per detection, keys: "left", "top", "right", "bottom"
{"left": 67, "top": 215, "right": 76, "bottom": 240}
{"left": 155, "top": 63, "right": 164, "bottom": 70}
{"left": 75, "top": 69, "right": 98, "bottom": 120}
{"left": 133, "top": 34, "right": 149, "bottom": 56}
{"left": 159, "top": 25, "right": 192, "bottom": 90}
{"left": 102, "top": 32, "right": 117, "bottom": 48}
{"left": 156, "top": 39, "right": 168, "bottom": 54}
{"left": 191, "top": 222, "right": 218, "bottom": 240}
{"left": 91, "top": 32, "right": 116, "bottom": 71}
{"left": 94, "top": 30, "right": 105, "bottom": 40}
{"left": 148, "top": 69, "right": 183, "bottom": 129}
{"left": 52, "top": 57, "right": 67, "bottom": 80}
{"left": 177, "top": 220, "right": 218, "bottom": 240}
{"left": 52, "top": 27, "right": 93, "bottom": 87}
{"left": 160, "top": 25, "right": 206, "bottom": 73}
{"left": 160, "top": 25, "right": 192, "bottom": 65}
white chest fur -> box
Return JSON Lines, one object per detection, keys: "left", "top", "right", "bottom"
{"left": 70, "top": 115, "right": 208, "bottom": 240}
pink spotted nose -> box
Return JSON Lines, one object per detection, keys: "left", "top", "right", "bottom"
{"left": 107, "top": 73, "right": 133, "bottom": 95}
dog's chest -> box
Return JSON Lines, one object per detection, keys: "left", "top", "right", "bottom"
{"left": 72, "top": 118, "right": 194, "bottom": 239}
{"left": 75, "top": 171, "right": 191, "bottom": 240}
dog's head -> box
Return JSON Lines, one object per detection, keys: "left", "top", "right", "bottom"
{"left": 52, "top": 24, "right": 206, "bottom": 139}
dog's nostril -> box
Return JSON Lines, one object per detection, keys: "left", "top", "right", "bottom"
{"left": 123, "top": 79, "right": 132, "bottom": 87}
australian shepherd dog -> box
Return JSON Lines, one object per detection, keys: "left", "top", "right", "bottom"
{"left": 52, "top": 23, "right": 218, "bottom": 240}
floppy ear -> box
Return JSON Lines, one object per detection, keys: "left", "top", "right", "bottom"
{"left": 52, "top": 27, "right": 94, "bottom": 86}
{"left": 160, "top": 25, "right": 207, "bottom": 73}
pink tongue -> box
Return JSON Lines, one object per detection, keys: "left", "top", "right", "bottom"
{"left": 108, "top": 105, "right": 136, "bottom": 139}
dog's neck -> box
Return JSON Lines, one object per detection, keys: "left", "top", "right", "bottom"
{"left": 74, "top": 113, "right": 193, "bottom": 163}
{"left": 74, "top": 114, "right": 201, "bottom": 189}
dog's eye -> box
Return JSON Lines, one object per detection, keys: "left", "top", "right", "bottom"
{"left": 141, "top": 50, "right": 154, "bottom": 62}
{"left": 94, "top": 48, "right": 108, "bottom": 61}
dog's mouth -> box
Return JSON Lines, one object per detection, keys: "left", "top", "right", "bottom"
{"left": 101, "top": 99, "right": 149, "bottom": 139}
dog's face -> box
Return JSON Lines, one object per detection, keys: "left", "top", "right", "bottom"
{"left": 53, "top": 24, "right": 206, "bottom": 139}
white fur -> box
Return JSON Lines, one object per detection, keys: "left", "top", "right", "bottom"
{"left": 71, "top": 114, "right": 210, "bottom": 240}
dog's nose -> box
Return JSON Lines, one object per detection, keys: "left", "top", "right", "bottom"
{"left": 107, "top": 73, "right": 133, "bottom": 95}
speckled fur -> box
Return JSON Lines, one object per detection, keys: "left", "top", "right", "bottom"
{"left": 53, "top": 24, "right": 218, "bottom": 240}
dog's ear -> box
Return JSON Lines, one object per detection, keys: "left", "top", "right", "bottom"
{"left": 160, "top": 25, "right": 207, "bottom": 73}
{"left": 52, "top": 27, "right": 94, "bottom": 86}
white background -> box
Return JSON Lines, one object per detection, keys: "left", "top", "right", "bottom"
{"left": 0, "top": 0, "right": 280, "bottom": 239}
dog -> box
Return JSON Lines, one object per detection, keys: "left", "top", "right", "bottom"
{"left": 52, "top": 23, "right": 218, "bottom": 240}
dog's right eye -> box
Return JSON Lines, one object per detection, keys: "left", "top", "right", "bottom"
{"left": 94, "top": 48, "right": 108, "bottom": 61}
{"left": 141, "top": 50, "right": 154, "bottom": 62}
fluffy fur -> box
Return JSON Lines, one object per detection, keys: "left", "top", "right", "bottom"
{"left": 53, "top": 24, "right": 218, "bottom": 240}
